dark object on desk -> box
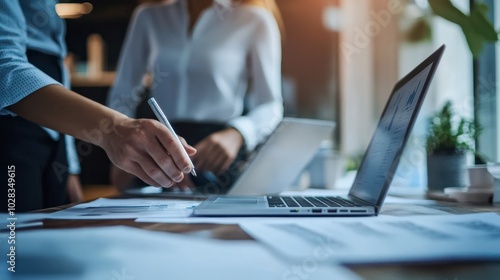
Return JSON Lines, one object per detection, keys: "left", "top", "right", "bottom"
{"left": 194, "top": 45, "right": 446, "bottom": 216}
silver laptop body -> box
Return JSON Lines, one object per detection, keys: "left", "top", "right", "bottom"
{"left": 194, "top": 45, "right": 445, "bottom": 217}
{"left": 228, "top": 117, "right": 335, "bottom": 195}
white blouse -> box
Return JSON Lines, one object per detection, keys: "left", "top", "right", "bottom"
{"left": 107, "top": 0, "right": 283, "bottom": 151}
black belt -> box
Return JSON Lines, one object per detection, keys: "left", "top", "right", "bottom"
{"left": 171, "top": 121, "right": 227, "bottom": 145}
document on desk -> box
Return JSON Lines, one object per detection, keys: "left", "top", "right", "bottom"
{"left": 0, "top": 213, "right": 49, "bottom": 230}
{"left": 48, "top": 198, "right": 202, "bottom": 219}
{"left": 240, "top": 213, "right": 500, "bottom": 264}
{"left": 1, "top": 226, "right": 361, "bottom": 280}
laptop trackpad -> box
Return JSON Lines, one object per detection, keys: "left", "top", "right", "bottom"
{"left": 214, "top": 197, "right": 258, "bottom": 204}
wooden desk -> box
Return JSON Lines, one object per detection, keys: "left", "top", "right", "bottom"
{"left": 31, "top": 197, "right": 500, "bottom": 280}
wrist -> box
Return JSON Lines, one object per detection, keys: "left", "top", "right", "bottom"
{"left": 225, "top": 127, "right": 244, "bottom": 147}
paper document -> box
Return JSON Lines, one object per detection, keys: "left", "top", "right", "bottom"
{"left": 0, "top": 213, "right": 49, "bottom": 230}
{"left": 240, "top": 213, "right": 500, "bottom": 264}
{"left": 48, "top": 198, "right": 202, "bottom": 220}
{"left": 0, "top": 226, "right": 361, "bottom": 280}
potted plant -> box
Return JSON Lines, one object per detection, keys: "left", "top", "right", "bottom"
{"left": 425, "top": 100, "right": 481, "bottom": 192}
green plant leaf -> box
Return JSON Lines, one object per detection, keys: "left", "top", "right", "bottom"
{"left": 470, "top": 3, "right": 498, "bottom": 42}
{"left": 428, "top": 0, "right": 467, "bottom": 24}
{"left": 460, "top": 23, "right": 487, "bottom": 58}
{"left": 429, "top": 0, "right": 499, "bottom": 57}
{"left": 426, "top": 100, "right": 480, "bottom": 155}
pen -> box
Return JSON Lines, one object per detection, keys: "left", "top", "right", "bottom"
{"left": 147, "top": 97, "right": 197, "bottom": 177}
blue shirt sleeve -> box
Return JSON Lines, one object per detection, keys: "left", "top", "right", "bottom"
{"left": 0, "top": 1, "right": 80, "bottom": 174}
{"left": 0, "top": 0, "right": 61, "bottom": 115}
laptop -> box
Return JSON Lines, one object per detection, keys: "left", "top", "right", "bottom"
{"left": 193, "top": 45, "right": 445, "bottom": 216}
{"left": 124, "top": 117, "right": 335, "bottom": 198}
{"left": 228, "top": 117, "right": 335, "bottom": 195}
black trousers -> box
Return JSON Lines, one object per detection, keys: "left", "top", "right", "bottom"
{"left": 0, "top": 49, "right": 69, "bottom": 212}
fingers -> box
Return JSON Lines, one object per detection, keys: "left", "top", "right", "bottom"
{"left": 193, "top": 140, "right": 216, "bottom": 171}
{"left": 218, "top": 156, "right": 234, "bottom": 175}
{"left": 130, "top": 159, "right": 175, "bottom": 188}
{"left": 208, "top": 153, "right": 228, "bottom": 175}
{"left": 146, "top": 137, "right": 185, "bottom": 183}
{"left": 179, "top": 137, "right": 197, "bottom": 156}
{"left": 103, "top": 118, "right": 197, "bottom": 189}
{"left": 152, "top": 122, "right": 194, "bottom": 174}
{"left": 193, "top": 141, "right": 233, "bottom": 175}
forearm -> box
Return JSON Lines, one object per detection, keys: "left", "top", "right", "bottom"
{"left": 8, "top": 84, "right": 126, "bottom": 146}
{"left": 8, "top": 83, "right": 196, "bottom": 188}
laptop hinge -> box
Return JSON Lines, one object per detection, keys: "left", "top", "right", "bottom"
{"left": 348, "top": 194, "right": 378, "bottom": 213}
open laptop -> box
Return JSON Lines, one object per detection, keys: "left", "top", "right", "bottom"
{"left": 125, "top": 117, "right": 335, "bottom": 198}
{"left": 194, "top": 45, "right": 445, "bottom": 216}
{"left": 228, "top": 117, "right": 335, "bottom": 195}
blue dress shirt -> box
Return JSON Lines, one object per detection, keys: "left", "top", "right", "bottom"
{"left": 0, "top": 0, "right": 80, "bottom": 174}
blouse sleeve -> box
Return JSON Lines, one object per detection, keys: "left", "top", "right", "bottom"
{"left": 0, "top": 0, "right": 61, "bottom": 115}
{"left": 106, "top": 6, "right": 150, "bottom": 118}
{"left": 227, "top": 8, "right": 284, "bottom": 151}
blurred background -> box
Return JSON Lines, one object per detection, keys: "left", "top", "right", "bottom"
{"left": 59, "top": 0, "right": 499, "bottom": 198}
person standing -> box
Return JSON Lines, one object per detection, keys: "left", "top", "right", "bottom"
{"left": 0, "top": 0, "right": 195, "bottom": 212}
{"left": 107, "top": 0, "right": 284, "bottom": 193}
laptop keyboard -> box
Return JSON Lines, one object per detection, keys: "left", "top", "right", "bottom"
{"left": 267, "top": 196, "right": 360, "bottom": 208}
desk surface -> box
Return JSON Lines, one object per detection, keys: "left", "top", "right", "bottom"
{"left": 31, "top": 196, "right": 500, "bottom": 280}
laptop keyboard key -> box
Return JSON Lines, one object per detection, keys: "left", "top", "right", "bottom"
{"left": 304, "top": 197, "right": 328, "bottom": 207}
{"left": 325, "top": 196, "right": 360, "bottom": 207}
{"left": 282, "top": 197, "right": 299, "bottom": 207}
{"left": 293, "top": 197, "right": 314, "bottom": 207}
{"left": 317, "top": 197, "right": 342, "bottom": 207}
{"left": 267, "top": 196, "right": 286, "bottom": 207}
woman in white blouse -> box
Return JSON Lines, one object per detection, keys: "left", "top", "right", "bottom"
{"left": 107, "top": 0, "right": 284, "bottom": 192}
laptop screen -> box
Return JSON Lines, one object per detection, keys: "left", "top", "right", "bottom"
{"left": 348, "top": 46, "right": 444, "bottom": 207}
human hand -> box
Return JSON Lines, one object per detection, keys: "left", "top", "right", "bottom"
{"left": 67, "top": 174, "right": 84, "bottom": 203}
{"left": 101, "top": 118, "right": 196, "bottom": 188}
{"left": 192, "top": 128, "right": 243, "bottom": 175}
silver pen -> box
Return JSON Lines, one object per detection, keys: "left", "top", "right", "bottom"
{"left": 147, "top": 97, "right": 197, "bottom": 177}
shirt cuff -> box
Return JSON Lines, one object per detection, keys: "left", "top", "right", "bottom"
{"left": 227, "top": 117, "right": 257, "bottom": 152}
{"left": 0, "top": 67, "right": 60, "bottom": 115}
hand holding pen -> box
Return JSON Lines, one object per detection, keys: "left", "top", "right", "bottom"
{"left": 148, "top": 97, "right": 197, "bottom": 179}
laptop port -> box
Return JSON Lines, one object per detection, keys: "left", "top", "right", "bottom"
{"left": 327, "top": 209, "right": 337, "bottom": 213}
{"left": 312, "top": 209, "right": 322, "bottom": 213}
{"left": 289, "top": 209, "right": 299, "bottom": 213}
{"left": 339, "top": 210, "right": 348, "bottom": 213}
{"left": 350, "top": 210, "right": 367, "bottom": 213}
